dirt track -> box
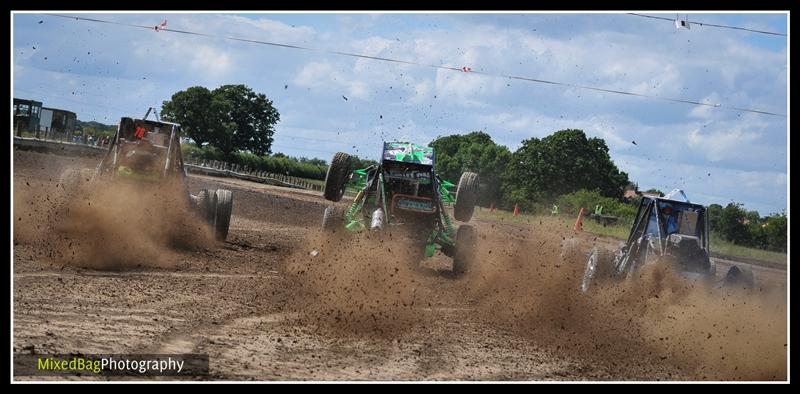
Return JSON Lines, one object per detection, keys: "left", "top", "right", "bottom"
{"left": 12, "top": 149, "right": 788, "bottom": 381}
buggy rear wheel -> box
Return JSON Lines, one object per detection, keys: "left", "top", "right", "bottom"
{"left": 196, "top": 189, "right": 216, "bottom": 223}
{"left": 453, "top": 224, "right": 477, "bottom": 275}
{"left": 212, "top": 189, "right": 233, "bottom": 242}
{"left": 195, "top": 189, "right": 233, "bottom": 242}
{"left": 57, "top": 168, "right": 96, "bottom": 199}
{"left": 58, "top": 169, "right": 82, "bottom": 197}
{"left": 454, "top": 172, "right": 479, "bottom": 222}
{"left": 323, "top": 152, "right": 352, "bottom": 202}
{"left": 723, "top": 265, "right": 754, "bottom": 289}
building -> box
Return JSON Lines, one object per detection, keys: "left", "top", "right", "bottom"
{"left": 13, "top": 98, "right": 42, "bottom": 136}
{"left": 623, "top": 182, "right": 639, "bottom": 200}
{"left": 622, "top": 182, "right": 663, "bottom": 200}
{"left": 39, "top": 107, "right": 77, "bottom": 140}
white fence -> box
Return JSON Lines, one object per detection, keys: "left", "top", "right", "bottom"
{"left": 183, "top": 157, "right": 324, "bottom": 192}
{"left": 13, "top": 136, "right": 106, "bottom": 157}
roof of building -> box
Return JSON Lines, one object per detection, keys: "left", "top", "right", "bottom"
{"left": 42, "top": 107, "right": 77, "bottom": 116}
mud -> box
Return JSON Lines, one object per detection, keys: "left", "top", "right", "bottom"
{"left": 12, "top": 150, "right": 787, "bottom": 381}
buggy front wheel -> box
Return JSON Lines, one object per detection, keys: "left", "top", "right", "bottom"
{"left": 323, "top": 152, "right": 352, "bottom": 202}
{"left": 581, "top": 247, "right": 614, "bottom": 293}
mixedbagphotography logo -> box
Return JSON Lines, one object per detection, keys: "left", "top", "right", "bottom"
{"left": 13, "top": 354, "right": 209, "bottom": 376}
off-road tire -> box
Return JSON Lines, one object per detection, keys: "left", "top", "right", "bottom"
{"left": 453, "top": 224, "right": 477, "bottom": 275}
{"left": 723, "top": 265, "right": 755, "bottom": 289}
{"left": 58, "top": 168, "right": 94, "bottom": 198}
{"left": 323, "top": 152, "right": 352, "bottom": 202}
{"left": 212, "top": 189, "right": 233, "bottom": 242}
{"left": 454, "top": 172, "right": 479, "bottom": 222}
{"left": 581, "top": 246, "right": 615, "bottom": 293}
{"left": 196, "top": 189, "right": 217, "bottom": 223}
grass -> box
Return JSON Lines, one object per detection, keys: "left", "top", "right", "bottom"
{"left": 581, "top": 218, "right": 632, "bottom": 240}
{"left": 303, "top": 178, "right": 326, "bottom": 187}
{"left": 474, "top": 207, "right": 787, "bottom": 267}
{"left": 710, "top": 235, "right": 787, "bottom": 266}
{"left": 474, "top": 207, "right": 545, "bottom": 224}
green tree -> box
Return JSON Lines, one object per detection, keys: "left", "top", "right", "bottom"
{"left": 502, "top": 129, "right": 629, "bottom": 208}
{"left": 645, "top": 188, "right": 664, "bottom": 197}
{"left": 162, "top": 84, "right": 280, "bottom": 157}
{"left": 762, "top": 212, "right": 787, "bottom": 252}
{"left": 430, "top": 131, "right": 512, "bottom": 206}
{"left": 707, "top": 203, "right": 723, "bottom": 233}
{"left": 161, "top": 86, "right": 226, "bottom": 147}
{"left": 349, "top": 155, "right": 380, "bottom": 172}
{"left": 719, "top": 202, "right": 750, "bottom": 245}
{"left": 212, "top": 84, "right": 279, "bottom": 156}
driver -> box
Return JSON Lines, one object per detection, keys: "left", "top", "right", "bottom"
{"left": 662, "top": 205, "right": 679, "bottom": 235}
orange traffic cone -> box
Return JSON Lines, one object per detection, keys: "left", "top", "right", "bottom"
{"left": 513, "top": 203, "right": 520, "bottom": 216}
{"left": 574, "top": 207, "right": 584, "bottom": 232}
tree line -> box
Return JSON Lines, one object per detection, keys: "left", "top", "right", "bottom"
{"left": 429, "top": 130, "right": 786, "bottom": 253}
{"left": 430, "top": 129, "right": 630, "bottom": 211}
{"left": 180, "top": 143, "right": 376, "bottom": 181}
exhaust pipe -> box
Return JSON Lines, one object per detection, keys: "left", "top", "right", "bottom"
{"left": 370, "top": 208, "right": 384, "bottom": 231}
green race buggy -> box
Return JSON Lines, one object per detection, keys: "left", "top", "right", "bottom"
{"left": 321, "top": 141, "right": 479, "bottom": 275}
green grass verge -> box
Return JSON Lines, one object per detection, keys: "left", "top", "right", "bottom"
{"left": 709, "top": 235, "right": 787, "bottom": 266}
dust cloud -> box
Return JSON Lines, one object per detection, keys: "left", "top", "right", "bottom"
{"left": 286, "top": 217, "right": 786, "bottom": 380}
{"left": 464, "top": 223, "right": 786, "bottom": 381}
{"left": 285, "top": 228, "right": 429, "bottom": 338}
{"left": 14, "top": 165, "right": 215, "bottom": 270}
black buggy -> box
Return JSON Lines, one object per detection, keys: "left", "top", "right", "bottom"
{"left": 59, "top": 109, "right": 234, "bottom": 242}
{"left": 579, "top": 190, "right": 754, "bottom": 292}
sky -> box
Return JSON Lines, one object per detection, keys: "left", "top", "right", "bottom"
{"left": 11, "top": 12, "right": 788, "bottom": 216}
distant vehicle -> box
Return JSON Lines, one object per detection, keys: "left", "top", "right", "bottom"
{"left": 578, "top": 189, "right": 754, "bottom": 292}
{"left": 321, "top": 141, "right": 479, "bottom": 275}
{"left": 59, "top": 109, "right": 234, "bottom": 242}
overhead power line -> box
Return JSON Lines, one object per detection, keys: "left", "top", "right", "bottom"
{"left": 41, "top": 13, "right": 786, "bottom": 118}
{"left": 627, "top": 13, "right": 787, "bottom": 37}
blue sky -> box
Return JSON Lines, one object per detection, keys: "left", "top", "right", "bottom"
{"left": 12, "top": 12, "right": 788, "bottom": 215}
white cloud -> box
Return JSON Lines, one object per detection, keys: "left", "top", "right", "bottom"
{"left": 294, "top": 61, "right": 370, "bottom": 100}
{"left": 351, "top": 36, "right": 395, "bottom": 72}
{"left": 434, "top": 69, "right": 500, "bottom": 107}
{"left": 613, "top": 153, "right": 786, "bottom": 215}
{"left": 168, "top": 14, "right": 316, "bottom": 46}
{"left": 687, "top": 127, "right": 762, "bottom": 162}
{"left": 687, "top": 92, "right": 722, "bottom": 119}
{"left": 408, "top": 80, "right": 431, "bottom": 104}
{"left": 188, "top": 45, "right": 232, "bottom": 76}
